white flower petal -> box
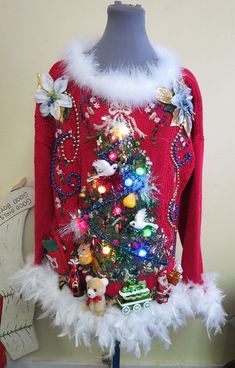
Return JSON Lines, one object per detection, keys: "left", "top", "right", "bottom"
{"left": 35, "top": 89, "right": 49, "bottom": 103}
{"left": 41, "top": 73, "right": 54, "bottom": 93}
{"left": 171, "top": 95, "right": 180, "bottom": 108}
{"left": 57, "top": 93, "right": 72, "bottom": 108}
{"left": 50, "top": 101, "right": 60, "bottom": 120}
{"left": 173, "top": 79, "right": 180, "bottom": 92}
{"left": 40, "top": 102, "right": 50, "bottom": 117}
{"left": 54, "top": 76, "right": 68, "bottom": 94}
{"left": 178, "top": 109, "right": 185, "bottom": 124}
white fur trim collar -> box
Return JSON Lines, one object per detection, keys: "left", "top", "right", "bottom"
{"left": 63, "top": 39, "right": 182, "bottom": 107}
{"left": 13, "top": 260, "right": 226, "bottom": 358}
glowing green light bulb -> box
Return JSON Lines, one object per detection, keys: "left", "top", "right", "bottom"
{"left": 136, "top": 167, "right": 146, "bottom": 176}
{"left": 142, "top": 227, "right": 152, "bottom": 238}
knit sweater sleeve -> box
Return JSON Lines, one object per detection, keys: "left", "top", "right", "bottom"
{"left": 34, "top": 62, "right": 63, "bottom": 264}
{"left": 178, "top": 68, "right": 204, "bottom": 284}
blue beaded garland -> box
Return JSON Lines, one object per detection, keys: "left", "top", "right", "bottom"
{"left": 87, "top": 218, "right": 168, "bottom": 266}
{"left": 173, "top": 134, "right": 192, "bottom": 167}
{"left": 168, "top": 200, "right": 179, "bottom": 222}
{"left": 51, "top": 133, "right": 81, "bottom": 197}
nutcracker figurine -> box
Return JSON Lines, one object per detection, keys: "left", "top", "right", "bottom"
{"left": 68, "top": 259, "right": 83, "bottom": 297}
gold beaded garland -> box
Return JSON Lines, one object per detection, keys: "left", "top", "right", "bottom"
{"left": 60, "top": 93, "right": 80, "bottom": 164}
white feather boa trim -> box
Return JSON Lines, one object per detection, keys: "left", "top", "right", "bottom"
{"left": 12, "top": 261, "right": 226, "bottom": 358}
{"left": 62, "top": 38, "right": 182, "bottom": 107}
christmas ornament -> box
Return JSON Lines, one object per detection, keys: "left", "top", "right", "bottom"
{"left": 42, "top": 238, "right": 68, "bottom": 274}
{"left": 112, "top": 205, "right": 122, "bottom": 215}
{"left": 87, "top": 159, "right": 118, "bottom": 182}
{"left": 77, "top": 242, "right": 93, "bottom": 266}
{"left": 130, "top": 208, "right": 159, "bottom": 230}
{"left": 167, "top": 260, "right": 183, "bottom": 286}
{"left": 79, "top": 186, "right": 87, "bottom": 199}
{"left": 68, "top": 259, "right": 83, "bottom": 297}
{"left": 130, "top": 242, "right": 141, "bottom": 250}
{"left": 75, "top": 218, "right": 89, "bottom": 233}
{"left": 117, "top": 279, "right": 152, "bottom": 314}
{"left": 155, "top": 270, "right": 171, "bottom": 304}
{"left": 123, "top": 193, "right": 136, "bottom": 208}
{"left": 108, "top": 151, "right": 118, "bottom": 161}
{"left": 85, "top": 275, "right": 109, "bottom": 316}
{"left": 60, "top": 212, "right": 89, "bottom": 240}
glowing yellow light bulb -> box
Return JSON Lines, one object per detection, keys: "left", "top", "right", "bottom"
{"left": 118, "top": 125, "right": 129, "bottom": 137}
{"left": 98, "top": 185, "right": 106, "bottom": 194}
{"left": 102, "top": 246, "right": 111, "bottom": 255}
{"left": 113, "top": 124, "right": 130, "bottom": 139}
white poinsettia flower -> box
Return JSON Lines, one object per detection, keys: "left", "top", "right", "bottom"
{"left": 35, "top": 73, "right": 72, "bottom": 120}
{"left": 170, "top": 79, "right": 195, "bottom": 136}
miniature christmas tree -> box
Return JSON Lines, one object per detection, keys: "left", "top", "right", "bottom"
{"left": 67, "top": 114, "right": 169, "bottom": 286}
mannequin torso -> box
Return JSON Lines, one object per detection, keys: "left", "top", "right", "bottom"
{"left": 88, "top": 1, "right": 158, "bottom": 71}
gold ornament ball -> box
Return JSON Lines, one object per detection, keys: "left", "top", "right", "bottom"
{"left": 79, "top": 191, "right": 86, "bottom": 199}
{"left": 123, "top": 193, "right": 136, "bottom": 208}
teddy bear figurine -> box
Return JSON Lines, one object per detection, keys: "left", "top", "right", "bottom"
{"left": 85, "top": 275, "right": 109, "bottom": 316}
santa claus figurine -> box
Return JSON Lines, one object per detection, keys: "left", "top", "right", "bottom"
{"left": 156, "top": 269, "right": 171, "bottom": 304}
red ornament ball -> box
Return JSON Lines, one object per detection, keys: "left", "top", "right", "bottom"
{"left": 114, "top": 261, "right": 119, "bottom": 269}
{"left": 131, "top": 242, "right": 141, "bottom": 250}
{"left": 113, "top": 205, "right": 122, "bottom": 215}
{"left": 108, "top": 151, "right": 118, "bottom": 161}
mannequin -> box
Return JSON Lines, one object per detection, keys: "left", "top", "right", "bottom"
{"left": 88, "top": 1, "right": 158, "bottom": 71}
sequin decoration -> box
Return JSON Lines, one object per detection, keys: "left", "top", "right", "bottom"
{"left": 51, "top": 132, "right": 81, "bottom": 197}
{"left": 51, "top": 92, "right": 81, "bottom": 198}
{"left": 167, "top": 127, "right": 192, "bottom": 230}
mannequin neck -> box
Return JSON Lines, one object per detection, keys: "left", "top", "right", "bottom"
{"left": 88, "top": 2, "right": 158, "bottom": 71}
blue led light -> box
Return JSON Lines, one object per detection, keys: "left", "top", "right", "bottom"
{"left": 125, "top": 178, "right": 133, "bottom": 187}
{"left": 138, "top": 249, "right": 147, "bottom": 257}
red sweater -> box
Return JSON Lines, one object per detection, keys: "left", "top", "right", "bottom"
{"left": 34, "top": 58, "right": 204, "bottom": 296}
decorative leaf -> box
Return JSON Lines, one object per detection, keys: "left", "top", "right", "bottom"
{"left": 64, "top": 107, "right": 71, "bottom": 120}
{"left": 156, "top": 87, "right": 173, "bottom": 104}
{"left": 170, "top": 109, "right": 180, "bottom": 127}
{"left": 164, "top": 104, "right": 176, "bottom": 115}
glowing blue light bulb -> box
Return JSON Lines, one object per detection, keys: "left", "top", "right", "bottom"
{"left": 138, "top": 249, "right": 147, "bottom": 257}
{"left": 125, "top": 178, "right": 133, "bottom": 187}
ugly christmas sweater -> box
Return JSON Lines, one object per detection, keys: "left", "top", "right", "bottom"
{"left": 15, "top": 39, "right": 225, "bottom": 357}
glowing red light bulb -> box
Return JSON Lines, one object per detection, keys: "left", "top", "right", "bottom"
{"left": 108, "top": 151, "right": 118, "bottom": 161}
